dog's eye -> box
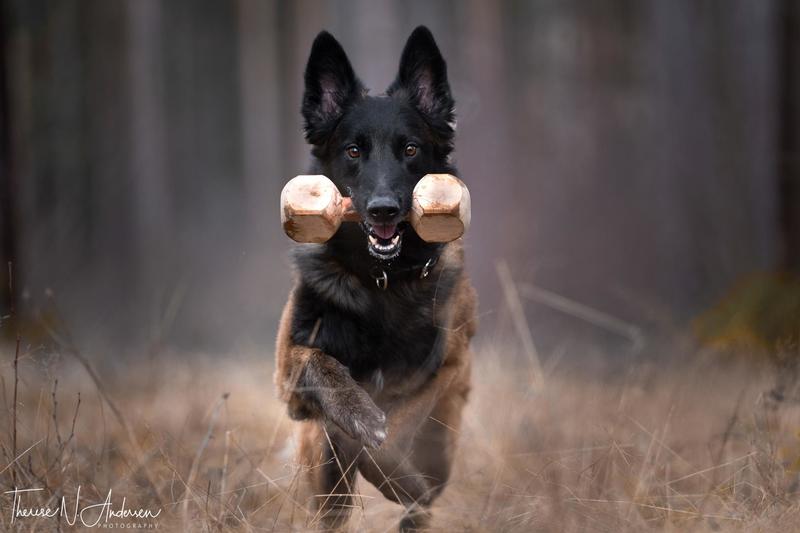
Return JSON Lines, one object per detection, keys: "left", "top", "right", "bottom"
{"left": 345, "top": 145, "right": 360, "bottom": 159}
{"left": 404, "top": 143, "right": 418, "bottom": 157}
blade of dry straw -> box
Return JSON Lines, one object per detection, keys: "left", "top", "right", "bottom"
{"left": 495, "top": 260, "right": 543, "bottom": 386}
{"left": 517, "top": 282, "right": 644, "bottom": 350}
{"left": 181, "top": 393, "right": 228, "bottom": 526}
{"left": 44, "top": 325, "right": 165, "bottom": 506}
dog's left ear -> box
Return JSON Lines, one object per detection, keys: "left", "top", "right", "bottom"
{"left": 388, "top": 26, "right": 455, "bottom": 137}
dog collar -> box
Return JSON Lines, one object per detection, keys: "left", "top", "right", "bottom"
{"left": 371, "top": 256, "right": 437, "bottom": 291}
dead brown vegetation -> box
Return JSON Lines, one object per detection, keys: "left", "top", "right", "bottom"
{"left": 1, "top": 338, "right": 799, "bottom": 532}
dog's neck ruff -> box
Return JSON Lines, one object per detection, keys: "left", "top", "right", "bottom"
{"left": 369, "top": 256, "right": 438, "bottom": 290}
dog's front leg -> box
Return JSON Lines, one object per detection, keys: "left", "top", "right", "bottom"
{"left": 279, "top": 346, "right": 387, "bottom": 449}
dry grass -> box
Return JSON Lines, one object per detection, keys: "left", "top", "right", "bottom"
{"left": 1, "top": 338, "right": 799, "bottom": 532}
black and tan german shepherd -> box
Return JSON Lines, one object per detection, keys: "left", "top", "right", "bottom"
{"left": 275, "top": 26, "right": 477, "bottom": 531}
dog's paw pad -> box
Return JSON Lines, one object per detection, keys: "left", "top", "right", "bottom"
{"left": 345, "top": 407, "right": 387, "bottom": 448}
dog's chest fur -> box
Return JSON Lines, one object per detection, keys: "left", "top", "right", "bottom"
{"left": 289, "top": 244, "right": 461, "bottom": 386}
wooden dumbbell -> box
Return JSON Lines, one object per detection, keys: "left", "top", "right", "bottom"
{"left": 280, "top": 174, "right": 471, "bottom": 243}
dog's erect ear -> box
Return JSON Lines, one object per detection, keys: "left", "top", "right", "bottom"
{"left": 388, "top": 26, "right": 455, "bottom": 137}
{"left": 302, "top": 31, "right": 363, "bottom": 144}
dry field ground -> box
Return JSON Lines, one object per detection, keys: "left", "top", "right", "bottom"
{"left": 1, "top": 338, "right": 799, "bottom": 532}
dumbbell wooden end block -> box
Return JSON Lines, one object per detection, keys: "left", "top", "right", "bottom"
{"left": 281, "top": 175, "right": 349, "bottom": 243}
{"left": 281, "top": 173, "right": 470, "bottom": 243}
{"left": 410, "top": 173, "right": 471, "bottom": 243}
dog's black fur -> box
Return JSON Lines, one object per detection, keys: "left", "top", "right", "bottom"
{"left": 290, "top": 27, "right": 460, "bottom": 384}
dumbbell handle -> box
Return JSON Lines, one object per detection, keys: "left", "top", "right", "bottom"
{"left": 338, "top": 197, "right": 362, "bottom": 222}
{"left": 281, "top": 174, "right": 470, "bottom": 243}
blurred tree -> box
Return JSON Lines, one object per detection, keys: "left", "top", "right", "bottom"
{"left": 779, "top": 0, "right": 800, "bottom": 271}
{"left": 0, "top": 0, "right": 15, "bottom": 319}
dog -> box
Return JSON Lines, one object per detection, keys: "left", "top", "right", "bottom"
{"left": 274, "top": 26, "right": 477, "bottom": 531}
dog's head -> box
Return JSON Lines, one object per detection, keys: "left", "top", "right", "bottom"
{"left": 301, "top": 26, "right": 455, "bottom": 261}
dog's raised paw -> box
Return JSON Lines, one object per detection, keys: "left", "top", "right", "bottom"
{"left": 329, "top": 387, "right": 387, "bottom": 448}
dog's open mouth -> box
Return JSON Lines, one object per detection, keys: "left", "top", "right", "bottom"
{"left": 365, "top": 222, "right": 403, "bottom": 260}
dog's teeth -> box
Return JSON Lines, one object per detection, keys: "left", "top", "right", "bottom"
{"left": 368, "top": 231, "right": 402, "bottom": 258}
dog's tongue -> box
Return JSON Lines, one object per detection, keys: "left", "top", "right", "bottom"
{"left": 372, "top": 223, "right": 397, "bottom": 240}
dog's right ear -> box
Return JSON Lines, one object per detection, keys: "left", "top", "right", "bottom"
{"left": 302, "top": 32, "right": 363, "bottom": 145}
{"left": 388, "top": 26, "right": 455, "bottom": 145}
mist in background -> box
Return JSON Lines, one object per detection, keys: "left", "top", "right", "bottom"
{"left": 0, "top": 0, "right": 797, "bottom": 360}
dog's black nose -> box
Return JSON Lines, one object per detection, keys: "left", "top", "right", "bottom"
{"left": 366, "top": 197, "right": 400, "bottom": 221}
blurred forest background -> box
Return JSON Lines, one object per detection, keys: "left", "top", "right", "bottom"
{"left": 0, "top": 0, "right": 798, "bottom": 359}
